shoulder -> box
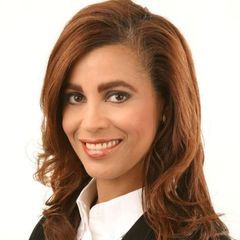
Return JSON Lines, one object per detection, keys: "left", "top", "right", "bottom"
{"left": 145, "top": 233, "right": 232, "bottom": 240}
{"left": 188, "top": 231, "right": 232, "bottom": 240}
{"left": 218, "top": 235, "right": 233, "bottom": 240}
{"left": 143, "top": 228, "right": 232, "bottom": 240}
{"left": 29, "top": 217, "right": 45, "bottom": 240}
{"left": 122, "top": 215, "right": 232, "bottom": 240}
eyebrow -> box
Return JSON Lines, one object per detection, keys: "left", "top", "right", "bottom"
{"left": 65, "top": 80, "right": 138, "bottom": 93}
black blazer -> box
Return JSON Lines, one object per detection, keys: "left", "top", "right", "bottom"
{"left": 29, "top": 214, "right": 231, "bottom": 240}
{"left": 29, "top": 215, "right": 154, "bottom": 240}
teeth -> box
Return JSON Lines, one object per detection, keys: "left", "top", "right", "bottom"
{"left": 86, "top": 140, "right": 120, "bottom": 150}
{"left": 107, "top": 141, "right": 112, "bottom": 148}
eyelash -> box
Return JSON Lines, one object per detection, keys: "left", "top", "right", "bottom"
{"left": 64, "top": 91, "right": 131, "bottom": 105}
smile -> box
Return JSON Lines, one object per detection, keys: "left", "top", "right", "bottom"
{"left": 86, "top": 139, "right": 120, "bottom": 150}
{"left": 81, "top": 139, "right": 122, "bottom": 158}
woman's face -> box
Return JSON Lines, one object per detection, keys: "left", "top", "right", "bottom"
{"left": 62, "top": 44, "right": 164, "bottom": 187}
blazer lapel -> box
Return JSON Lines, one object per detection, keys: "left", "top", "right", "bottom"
{"left": 122, "top": 214, "right": 154, "bottom": 240}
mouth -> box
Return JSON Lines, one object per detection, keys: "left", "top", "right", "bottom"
{"left": 80, "top": 139, "right": 123, "bottom": 158}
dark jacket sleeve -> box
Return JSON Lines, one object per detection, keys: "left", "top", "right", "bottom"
{"left": 29, "top": 217, "right": 45, "bottom": 240}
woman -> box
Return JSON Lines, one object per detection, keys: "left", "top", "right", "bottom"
{"left": 29, "top": 0, "right": 230, "bottom": 239}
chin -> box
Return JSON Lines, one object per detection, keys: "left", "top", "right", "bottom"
{"left": 85, "top": 168, "right": 123, "bottom": 181}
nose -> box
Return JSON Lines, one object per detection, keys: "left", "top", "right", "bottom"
{"left": 81, "top": 103, "right": 110, "bottom": 133}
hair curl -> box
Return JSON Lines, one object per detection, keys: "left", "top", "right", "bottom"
{"left": 35, "top": 0, "right": 229, "bottom": 239}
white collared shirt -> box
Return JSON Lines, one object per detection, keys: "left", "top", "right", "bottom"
{"left": 76, "top": 178, "right": 144, "bottom": 240}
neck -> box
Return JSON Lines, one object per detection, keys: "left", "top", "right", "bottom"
{"left": 95, "top": 167, "right": 144, "bottom": 204}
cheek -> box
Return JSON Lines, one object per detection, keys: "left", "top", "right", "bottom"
{"left": 62, "top": 109, "right": 79, "bottom": 138}
{"left": 112, "top": 100, "right": 158, "bottom": 141}
{"left": 132, "top": 108, "right": 157, "bottom": 141}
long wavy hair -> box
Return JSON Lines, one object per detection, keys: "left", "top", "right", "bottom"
{"left": 35, "top": 0, "right": 229, "bottom": 239}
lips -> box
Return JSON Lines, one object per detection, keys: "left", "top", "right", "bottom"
{"left": 80, "top": 138, "right": 122, "bottom": 158}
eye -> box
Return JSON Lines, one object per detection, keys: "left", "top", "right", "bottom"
{"left": 65, "top": 92, "right": 85, "bottom": 105}
{"left": 106, "top": 91, "right": 130, "bottom": 103}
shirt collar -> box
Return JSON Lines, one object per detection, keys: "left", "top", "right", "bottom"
{"left": 76, "top": 178, "right": 144, "bottom": 239}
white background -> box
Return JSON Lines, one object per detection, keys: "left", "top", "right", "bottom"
{"left": 0, "top": 0, "right": 239, "bottom": 239}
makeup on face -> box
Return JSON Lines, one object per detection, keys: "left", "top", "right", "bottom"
{"left": 62, "top": 44, "right": 163, "bottom": 189}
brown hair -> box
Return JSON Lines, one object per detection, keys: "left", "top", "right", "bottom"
{"left": 35, "top": 0, "right": 229, "bottom": 239}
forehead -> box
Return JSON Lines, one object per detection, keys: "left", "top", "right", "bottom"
{"left": 68, "top": 44, "right": 150, "bottom": 87}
